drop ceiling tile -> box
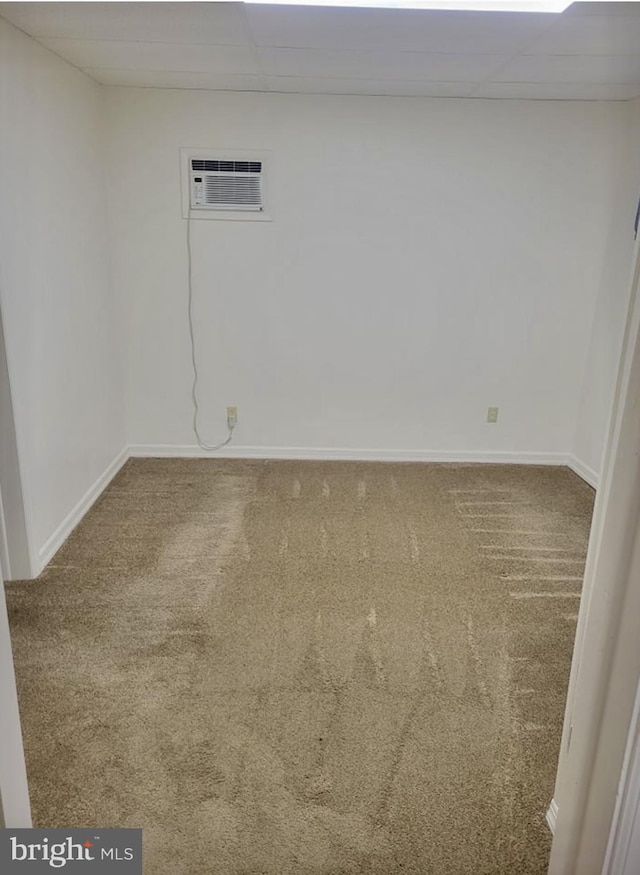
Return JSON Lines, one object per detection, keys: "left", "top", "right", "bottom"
{"left": 491, "top": 53, "right": 640, "bottom": 84}
{"left": 246, "top": 6, "right": 554, "bottom": 54}
{"left": 266, "top": 75, "right": 475, "bottom": 96}
{"left": 85, "top": 68, "right": 269, "bottom": 91}
{"left": 0, "top": 2, "right": 249, "bottom": 45}
{"left": 472, "top": 81, "right": 640, "bottom": 99}
{"left": 563, "top": 2, "right": 640, "bottom": 16}
{"left": 525, "top": 15, "right": 640, "bottom": 55}
{"left": 3, "top": 1, "right": 640, "bottom": 101}
{"left": 258, "top": 47, "right": 507, "bottom": 82}
{"left": 39, "top": 38, "right": 261, "bottom": 75}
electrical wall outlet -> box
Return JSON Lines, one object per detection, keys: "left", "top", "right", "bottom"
{"left": 227, "top": 406, "right": 238, "bottom": 428}
{"left": 487, "top": 407, "right": 499, "bottom": 423}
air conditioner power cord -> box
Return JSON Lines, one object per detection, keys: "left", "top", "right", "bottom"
{"left": 186, "top": 210, "right": 235, "bottom": 451}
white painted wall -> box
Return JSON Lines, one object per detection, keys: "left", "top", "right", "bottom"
{"left": 0, "top": 18, "right": 125, "bottom": 575}
{"left": 572, "top": 99, "right": 640, "bottom": 485}
{"left": 106, "top": 88, "right": 627, "bottom": 459}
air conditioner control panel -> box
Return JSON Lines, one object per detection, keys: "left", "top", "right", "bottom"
{"left": 192, "top": 176, "right": 205, "bottom": 207}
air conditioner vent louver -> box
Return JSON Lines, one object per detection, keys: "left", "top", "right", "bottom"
{"left": 205, "top": 176, "right": 262, "bottom": 207}
{"left": 192, "top": 160, "right": 262, "bottom": 173}
{"left": 189, "top": 156, "right": 263, "bottom": 212}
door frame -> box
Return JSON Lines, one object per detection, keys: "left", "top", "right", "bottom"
{"left": 549, "top": 223, "right": 640, "bottom": 873}
{"left": 0, "top": 557, "right": 31, "bottom": 827}
{"left": 603, "top": 673, "right": 640, "bottom": 874}
{"left": 0, "top": 302, "right": 33, "bottom": 581}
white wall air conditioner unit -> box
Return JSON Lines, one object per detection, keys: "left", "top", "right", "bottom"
{"left": 190, "top": 158, "right": 263, "bottom": 212}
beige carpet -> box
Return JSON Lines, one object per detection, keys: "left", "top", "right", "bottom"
{"left": 5, "top": 459, "right": 594, "bottom": 874}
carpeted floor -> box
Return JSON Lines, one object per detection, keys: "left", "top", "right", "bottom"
{"left": 5, "top": 459, "right": 594, "bottom": 874}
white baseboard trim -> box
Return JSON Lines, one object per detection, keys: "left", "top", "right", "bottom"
{"left": 566, "top": 456, "right": 599, "bottom": 489}
{"left": 546, "top": 798, "right": 559, "bottom": 834}
{"left": 129, "top": 444, "right": 570, "bottom": 466}
{"left": 29, "top": 446, "right": 594, "bottom": 579}
{"left": 36, "top": 446, "right": 129, "bottom": 575}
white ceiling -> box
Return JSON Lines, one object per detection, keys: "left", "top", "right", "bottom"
{"left": 2, "top": 1, "right": 640, "bottom": 100}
